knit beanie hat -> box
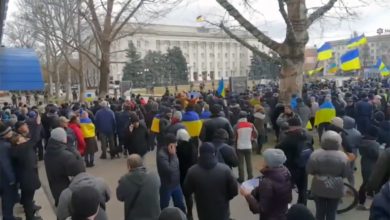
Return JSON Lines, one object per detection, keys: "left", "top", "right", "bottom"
{"left": 0, "top": 122, "right": 11, "bottom": 138}
{"left": 159, "top": 207, "right": 187, "bottom": 220}
{"left": 263, "top": 149, "right": 287, "bottom": 168}
{"left": 51, "top": 127, "right": 67, "bottom": 143}
{"left": 331, "top": 117, "right": 344, "bottom": 128}
{"left": 287, "top": 117, "right": 301, "bottom": 127}
{"left": 71, "top": 186, "right": 100, "bottom": 219}
{"left": 210, "top": 104, "right": 222, "bottom": 115}
{"left": 287, "top": 204, "right": 315, "bottom": 220}
{"left": 321, "top": 130, "right": 342, "bottom": 150}
{"left": 129, "top": 112, "right": 140, "bottom": 124}
{"left": 213, "top": 128, "right": 229, "bottom": 141}
{"left": 176, "top": 129, "right": 190, "bottom": 142}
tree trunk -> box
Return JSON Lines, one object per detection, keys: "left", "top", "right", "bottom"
{"left": 279, "top": 58, "right": 303, "bottom": 103}
{"left": 78, "top": 54, "right": 85, "bottom": 102}
{"left": 65, "top": 64, "right": 71, "bottom": 101}
{"left": 55, "top": 64, "right": 60, "bottom": 99}
{"left": 99, "top": 41, "right": 111, "bottom": 97}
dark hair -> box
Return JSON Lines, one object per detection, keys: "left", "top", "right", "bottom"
{"left": 164, "top": 133, "right": 177, "bottom": 145}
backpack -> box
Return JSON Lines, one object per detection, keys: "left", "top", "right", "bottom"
{"left": 214, "top": 143, "right": 226, "bottom": 164}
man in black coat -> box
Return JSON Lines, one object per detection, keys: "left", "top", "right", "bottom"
{"left": 0, "top": 122, "right": 19, "bottom": 220}
{"left": 44, "top": 127, "right": 85, "bottom": 206}
{"left": 123, "top": 113, "right": 149, "bottom": 157}
{"left": 200, "top": 104, "right": 234, "bottom": 145}
{"left": 183, "top": 142, "right": 238, "bottom": 220}
{"left": 212, "top": 129, "right": 238, "bottom": 169}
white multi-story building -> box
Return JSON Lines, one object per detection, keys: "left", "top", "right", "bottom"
{"left": 108, "top": 24, "right": 268, "bottom": 82}
{"left": 329, "top": 34, "right": 390, "bottom": 67}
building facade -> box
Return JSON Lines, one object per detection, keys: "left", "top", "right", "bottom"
{"left": 328, "top": 34, "right": 390, "bottom": 67}
{"left": 108, "top": 24, "right": 268, "bottom": 82}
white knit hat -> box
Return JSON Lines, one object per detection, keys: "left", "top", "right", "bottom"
{"left": 176, "top": 129, "right": 190, "bottom": 142}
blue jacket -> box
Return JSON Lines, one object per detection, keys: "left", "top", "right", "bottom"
{"left": 95, "top": 107, "right": 116, "bottom": 135}
{"left": 116, "top": 111, "right": 131, "bottom": 138}
{"left": 0, "top": 138, "right": 16, "bottom": 188}
{"left": 370, "top": 182, "right": 390, "bottom": 220}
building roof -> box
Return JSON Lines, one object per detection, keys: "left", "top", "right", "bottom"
{"left": 120, "top": 23, "right": 259, "bottom": 40}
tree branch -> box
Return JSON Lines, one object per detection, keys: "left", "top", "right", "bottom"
{"left": 86, "top": 0, "right": 103, "bottom": 35}
{"left": 110, "top": 0, "right": 145, "bottom": 41}
{"left": 216, "top": 0, "right": 282, "bottom": 52}
{"left": 111, "top": 0, "right": 133, "bottom": 30}
{"left": 307, "top": 0, "right": 338, "bottom": 27}
{"left": 219, "top": 23, "right": 282, "bottom": 65}
{"left": 278, "top": 0, "right": 296, "bottom": 42}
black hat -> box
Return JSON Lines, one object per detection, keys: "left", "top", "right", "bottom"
{"left": 374, "top": 111, "right": 385, "bottom": 122}
{"left": 366, "top": 126, "right": 378, "bottom": 139}
{"left": 159, "top": 207, "right": 187, "bottom": 220}
{"left": 213, "top": 128, "right": 229, "bottom": 141}
{"left": 129, "top": 112, "right": 140, "bottom": 124}
{"left": 164, "top": 133, "right": 177, "bottom": 145}
{"left": 287, "top": 204, "right": 315, "bottom": 220}
{"left": 199, "top": 142, "right": 216, "bottom": 156}
{"left": 71, "top": 186, "right": 100, "bottom": 219}
{"left": 287, "top": 117, "right": 301, "bottom": 127}
{"left": 210, "top": 104, "right": 222, "bottom": 115}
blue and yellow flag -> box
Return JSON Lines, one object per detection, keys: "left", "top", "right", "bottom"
{"left": 217, "top": 79, "right": 225, "bottom": 97}
{"left": 340, "top": 49, "right": 361, "bottom": 71}
{"left": 196, "top": 16, "right": 205, "bottom": 22}
{"left": 347, "top": 35, "right": 367, "bottom": 49}
{"left": 307, "top": 66, "right": 324, "bottom": 76}
{"left": 317, "top": 42, "right": 333, "bottom": 61}
{"left": 314, "top": 101, "right": 336, "bottom": 126}
{"left": 182, "top": 111, "right": 203, "bottom": 137}
{"left": 151, "top": 114, "right": 161, "bottom": 133}
{"left": 376, "top": 59, "right": 389, "bottom": 77}
{"left": 327, "top": 63, "right": 338, "bottom": 74}
{"left": 381, "top": 68, "right": 390, "bottom": 77}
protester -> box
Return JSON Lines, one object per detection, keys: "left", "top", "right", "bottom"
{"left": 235, "top": 111, "right": 257, "bottom": 183}
{"left": 44, "top": 127, "right": 85, "bottom": 206}
{"left": 10, "top": 133, "right": 42, "bottom": 220}
{"left": 294, "top": 98, "right": 311, "bottom": 128}
{"left": 212, "top": 128, "right": 238, "bottom": 169}
{"left": 286, "top": 204, "right": 315, "bottom": 220}
{"left": 184, "top": 143, "right": 238, "bottom": 220}
{"left": 276, "top": 117, "right": 312, "bottom": 205}
{"left": 69, "top": 186, "right": 100, "bottom": 220}
{"left": 369, "top": 181, "right": 390, "bottom": 220}
{"left": 240, "top": 148, "right": 292, "bottom": 220}
{"left": 123, "top": 113, "right": 149, "bottom": 157}
{"left": 276, "top": 105, "right": 301, "bottom": 130}
{"left": 116, "top": 154, "right": 160, "bottom": 220}
{"left": 367, "top": 147, "right": 390, "bottom": 193}
{"left": 200, "top": 104, "right": 234, "bottom": 144}
{"left": 307, "top": 131, "right": 350, "bottom": 220}
{"left": 355, "top": 93, "right": 373, "bottom": 135}
{"left": 343, "top": 116, "right": 362, "bottom": 187}
{"left": 80, "top": 110, "right": 98, "bottom": 167}
{"left": 68, "top": 115, "right": 86, "bottom": 156}
{"left": 157, "top": 134, "right": 186, "bottom": 213}
{"left": 95, "top": 101, "right": 118, "bottom": 159}
{"left": 0, "top": 122, "right": 18, "bottom": 220}
{"left": 253, "top": 105, "right": 266, "bottom": 154}
{"left": 57, "top": 163, "right": 110, "bottom": 220}
{"left": 58, "top": 116, "right": 78, "bottom": 152}
{"left": 357, "top": 126, "right": 380, "bottom": 210}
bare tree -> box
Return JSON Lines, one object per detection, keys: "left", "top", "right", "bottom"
{"left": 82, "top": 0, "right": 182, "bottom": 97}
{"left": 216, "top": 0, "right": 373, "bottom": 101}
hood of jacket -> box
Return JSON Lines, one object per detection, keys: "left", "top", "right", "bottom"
{"left": 261, "top": 166, "right": 291, "bottom": 183}
{"left": 122, "top": 167, "right": 148, "bottom": 187}
{"left": 343, "top": 116, "right": 356, "bottom": 129}
{"left": 197, "top": 155, "right": 218, "bottom": 170}
{"left": 254, "top": 112, "right": 266, "bottom": 120}
{"left": 46, "top": 138, "right": 68, "bottom": 153}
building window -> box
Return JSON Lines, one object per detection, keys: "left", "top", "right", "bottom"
{"left": 218, "top": 43, "right": 222, "bottom": 49}
{"left": 156, "top": 40, "right": 161, "bottom": 50}
{"left": 145, "top": 40, "right": 149, "bottom": 47}
{"left": 210, "top": 62, "right": 214, "bottom": 68}
{"left": 202, "top": 62, "right": 206, "bottom": 68}
{"left": 232, "top": 62, "right": 236, "bottom": 67}
{"left": 202, "top": 43, "right": 206, "bottom": 49}
{"left": 184, "top": 42, "right": 189, "bottom": 48}
{"left": 210, "top": 53, "right": 214, "bottom": 58}
{"left": 225, "top": 53, "right": 228, "bottom": 58}
{"left": 165, "top": 41, "right": 171, "bottom": 47}
{"left": 137, "top": 40, "right": 141, "bottom": 48}
{"left": 209, "top": 43, "right": 214, "bottom": 49}
{"left": 193, "top": 62, "right": 196, "bottom": 67}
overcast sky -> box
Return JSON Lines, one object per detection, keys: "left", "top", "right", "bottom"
{"left": 6, "top": 0, "right": 390, "bottom": 47}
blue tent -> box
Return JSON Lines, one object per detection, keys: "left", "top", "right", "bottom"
{"left": 0, "top": 48, "right": 44, "bottom": 90}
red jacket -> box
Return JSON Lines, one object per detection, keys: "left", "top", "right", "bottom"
{"left": 69, "top": 122, "right": 86, "bottom": 156}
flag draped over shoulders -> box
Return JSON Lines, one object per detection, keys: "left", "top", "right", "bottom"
{"left": 182, "top": 111, "right": 202, "bottom": 137}
{"left": 80, "top": 117, "right": 96, "bottom": 138}
{"left": 314, "top": 101, "right": 336, "bottom": 126}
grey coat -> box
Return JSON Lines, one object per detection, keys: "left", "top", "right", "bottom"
{"left": 295, "top": 103, "right": 311, "bottom": 128}
{"left": 57, "top": 172, "right": 110, "bottom": 220}
{"left": 116, "top": 167, "right": 161, "bottom": 220}
{"left": 359, "top": 139, "right": 380, "bottom": 182}
{"left": 307, "top": 146, "right": 350, "bottom": 199}
{"left": 157, "top": 147, "right": 180, "bottom": 189}
{"left": 343, "top": 116, "right": 362, "bottom": 154}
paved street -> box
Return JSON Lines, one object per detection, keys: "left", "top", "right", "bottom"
{"left": 37, "top": 141, "right": 370, "bottom": 220}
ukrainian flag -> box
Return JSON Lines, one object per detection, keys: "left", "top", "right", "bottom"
{"left": 151, "top": 115, "right": 161, "bottom": 133}
{"left": 80, "top": 118, "right": 96, "bottom": 138}
{"left": 347, "top": 35, "right": 367, "bottom": 49}
{"left": 317, "top": 42, "right": 333, "bottom": 61}
{"left": 307, "top": 66, "right": 324, "bottom": 76}
{"left": 314, "top": 101, "right": 336, "bottom": 126}
{"left": 376, "top": 59, "right": 387, "bottom": 71}
{"left": 340, "top": 49, "right": 361, "bottom": 71}
{"left": 217, "top": 79, "right": 225, "bottom": 97}
{"left": 381, "top": 68, "right": 390, "bottom": 77}
{"left": 182, "top": 111, "right": 203, "bottom": 137}
{"left": 327, "top": 63, "right": 338, "bottom": 74}
{"left": 196, "top": 15, "right": 205, "bottom": 22}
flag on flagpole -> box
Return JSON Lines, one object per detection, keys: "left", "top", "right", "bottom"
{"left": 327, "top": 63, "right": 338, "bottom": 74}
{"left": 347, "top": 34, "right": 367, "bottom": 49}
{"left": 307, "top": 66, "right": 324, "bottom": 76}
{"left": 317, "top": 42, "right": 333, "bottom": 61}
{"left": 217, "top": 79, "right": 225, "bottom": 97}
{"left": 381, "top": 68, "right": 390, "bottom": 77}
{"left": 376, "top": 59, "right": 390, "bottom": 77}
{"left": 340, "top": 49, "right": 361, "bottom": 71}
{"left": 196, "top": 16, "right": 205, "bottom": 22}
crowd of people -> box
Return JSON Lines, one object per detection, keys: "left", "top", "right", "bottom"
{"left": 0, "top": 78, "right": 389, "bottom": 220}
